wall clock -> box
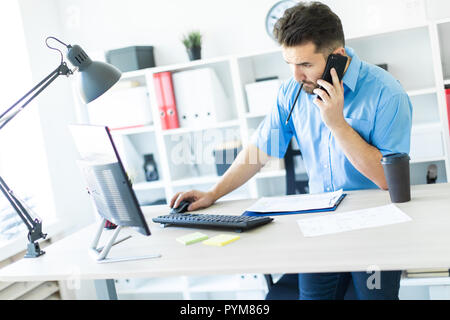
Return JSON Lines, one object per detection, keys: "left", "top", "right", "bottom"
{"left": 265, "top": 0, "right": 298, "bottom": 40}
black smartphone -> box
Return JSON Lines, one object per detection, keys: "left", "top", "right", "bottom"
{"left": 317, "top": 54, "right": 348, "bottom": 99}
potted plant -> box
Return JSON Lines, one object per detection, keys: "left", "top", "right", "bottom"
{"left": 182, "top": 30, "right": 202, "bottom": 61}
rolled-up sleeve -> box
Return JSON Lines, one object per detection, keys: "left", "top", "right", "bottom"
{"left": 371, "top": 93, "right": 413, "bottom": 156}
{"left": 250, "top": 83, "right": 294, "bottom": 159}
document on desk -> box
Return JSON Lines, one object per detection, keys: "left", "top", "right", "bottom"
{"left": 246, "top": 189, "right": 344, "bottom": 213}
{"left": 297, "top": 204, "right": 412, "bottom": 237}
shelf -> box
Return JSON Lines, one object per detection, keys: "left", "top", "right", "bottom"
{"left": 133, "top": 180, "right": 166, "bottom": 191}
{"left": 410, "top": 156, "right": 446, "bottom": 164}
{"left": 110, "top": 125, "right": 155, "bottom": 136}
{"left": 161, "top": 120, "right": 241, "bottom": 136}
{"left": 436, "top": 17, "right": 450, "bottom": 26}
{"left": 245, "top": 113, "right": 268, "bottom": 119}
{"left": 401, "top": 275, "right": 450, "bottom": 287}
{"left": 150, "top": 55, "right": 232, "bottom": 74}
{"left": 188, "top": 275, "right": 266, "bottom": 293}
{"left": 117, "top": 277, "right": 186, "bottom": 294}
{"left": 119, "top": 69, "right": 149, "bottom": 80}
{"left": 412, "top": 122, "right": 442, "bottom": 132}
{"left": 119, "top": 55, "right": 234, "bottom": 79}
{"left": 171, "top": 175, "right": 220, "bottom": 187}
{"left": 116, "top": 275, "right": 267, "bottom": 295}
{"left": 407, "top": 87, "right": 437, "bottom": 97}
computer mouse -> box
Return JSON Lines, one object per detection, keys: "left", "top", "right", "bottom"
{"left": 170, "top": 200, "right": 191, "bottom": 214}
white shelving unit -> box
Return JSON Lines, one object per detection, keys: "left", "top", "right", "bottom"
{"left": 73, "top": 20, "right": 450, "bottom": 299}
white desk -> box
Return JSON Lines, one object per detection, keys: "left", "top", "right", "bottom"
{"left": 1, "top": 183, "right": 450, "bottom": 299}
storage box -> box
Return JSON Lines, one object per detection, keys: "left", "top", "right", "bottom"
{"left": 245, "top": 79, "right": 281, "bottom": 115}
{"left": 106, "top": 46, "right": 155, "bottom": 72}
{"left": 88, "top": 85, "right": 153, "bottom": 129}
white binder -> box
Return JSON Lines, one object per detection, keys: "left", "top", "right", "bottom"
{"left": 172, "top": 68, "right": 233, "bottom": 128}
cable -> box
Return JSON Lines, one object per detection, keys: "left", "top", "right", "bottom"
{"left": 285, "top": 83, "right": 303, "bottom": 125}
{"left": 45, "top": 36, "right": 69, "bottom": 64}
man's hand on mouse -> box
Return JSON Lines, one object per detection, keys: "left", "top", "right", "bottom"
{"left": 170, "top": 190, "right": 216, "bottom": 212}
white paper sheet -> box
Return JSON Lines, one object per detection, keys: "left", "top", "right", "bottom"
{"left": 246, "top": 189, "right": 343, "bottom": 213}
{"left": 297, "top": 204, "right": 412, "bottom": 237}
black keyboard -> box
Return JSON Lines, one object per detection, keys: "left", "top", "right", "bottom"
{"left": 152, "top": 213, "right": 274, "bottom": 232}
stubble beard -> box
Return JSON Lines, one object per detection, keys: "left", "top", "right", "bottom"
{"left": 302, "top": 82, "right": 318, "bottom": 95}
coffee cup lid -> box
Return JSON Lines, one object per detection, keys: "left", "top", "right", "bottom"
{"left": 381, "top": 153, "right": 410, "bottom": 164}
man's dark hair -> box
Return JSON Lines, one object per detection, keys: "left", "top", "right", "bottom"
{"left": 273, "top": 1, "right": 345, "bottom": 54}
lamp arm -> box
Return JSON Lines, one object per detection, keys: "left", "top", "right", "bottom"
{"left": 0, "top": 177, "right": 47, "bottom": 246}
{"left": 0, "top": 62, "right": 73, "bottom": 130}
{"left": 0, "top": 176, "right": 46, "bottom": 243}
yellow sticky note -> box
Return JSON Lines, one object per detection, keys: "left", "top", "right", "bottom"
{"left": 176, "top": 232, "right": 209, "bottom": 245}
{"left": 202, "top": 234, "right": 240, "bottom": 247}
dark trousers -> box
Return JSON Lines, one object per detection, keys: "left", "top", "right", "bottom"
{"left": 298, "top": 271, "right": 402, "bottom": 300}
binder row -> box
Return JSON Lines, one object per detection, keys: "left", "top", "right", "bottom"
{"left": 153, "top": 68, "right": 233, "bottom": 131}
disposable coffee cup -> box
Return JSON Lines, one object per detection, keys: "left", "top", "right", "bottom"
{"left": 381, "top": 153, "right": 411, "bottom": 203}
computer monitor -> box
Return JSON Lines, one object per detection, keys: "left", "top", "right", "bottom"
{"left": 69, "top": 124, "right": 160, "bottom": 263}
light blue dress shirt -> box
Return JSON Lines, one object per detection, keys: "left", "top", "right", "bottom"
{"left": 251, "top": 47, "right": 413, "bottom": 194}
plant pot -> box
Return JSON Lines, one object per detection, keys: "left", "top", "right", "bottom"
{"left": 187, "top": 46, "right": 202, "bottom": 61}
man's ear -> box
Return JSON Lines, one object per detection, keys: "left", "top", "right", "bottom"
{"left": 333, "top": 47, "right": 346, "bottom": 56}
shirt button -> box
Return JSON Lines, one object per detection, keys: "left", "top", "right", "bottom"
{"left": 326, "top": 187, "right": 331, "bottom": 191}
{"left": 324, "top": 164, "right": 329, "bottom": 169}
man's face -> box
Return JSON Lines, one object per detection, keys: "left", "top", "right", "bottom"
{"left": 282, "top": 42, "right": 328, "bottom": 94}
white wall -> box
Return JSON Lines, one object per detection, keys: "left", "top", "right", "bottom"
{"left": 53, "top": 0, "right": 280, "bottom": 66}
{"left": 325, "top": 0, "right": 428, "bottom": 38}
{"left": 18, "top": 0, "right": 96, "bottom": 232}
{"left": 51, "top": 0, "right": 439, "bottom": 67}
{"left": 426, "top": 0, "right": 450, "bottom": 20}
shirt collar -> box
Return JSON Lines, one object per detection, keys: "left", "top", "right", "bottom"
{"left": 342, "top": 47, "right": 361, "bottom": 92}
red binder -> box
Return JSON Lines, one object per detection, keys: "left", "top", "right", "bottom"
{"left": 153, "top": 72, "right": 180, "bottom": 130}
{"left": 153, "top": 73, "right": 168, "bottom": 130}
{"left": 160, "top": 72, "right": 180, "bottom": 130}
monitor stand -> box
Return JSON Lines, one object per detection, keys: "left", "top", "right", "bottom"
{"left": 90, "top": 218, "right": 161, "bottom": 264}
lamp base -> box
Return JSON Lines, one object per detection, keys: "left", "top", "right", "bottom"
{"left": 24, "top": 242, "right": 45, "bottom": 258}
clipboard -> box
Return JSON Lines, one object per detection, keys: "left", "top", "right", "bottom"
{"left": 242, "top": 193, "right": 347, "bottom": 217}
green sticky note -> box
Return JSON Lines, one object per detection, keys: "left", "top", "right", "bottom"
{"left": 176, "top": 232, "right": 209, "bottom": 245}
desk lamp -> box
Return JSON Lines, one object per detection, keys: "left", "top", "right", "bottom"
{"left": 0, "top": 36, "right": 121, "bottom": 258}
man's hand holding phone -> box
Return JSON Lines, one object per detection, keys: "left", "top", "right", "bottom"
{"left": 313, "top": 68, "right": 347, "bottom": 130}
{"left": 313, "top": 53, "right": 349, "bottom": 132}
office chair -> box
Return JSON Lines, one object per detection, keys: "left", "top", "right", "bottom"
{"left": 284, "top": 140, "right": 309, "bottom": 195}
{"left": 264, "top": 141, "right": 357, "bottom": 299}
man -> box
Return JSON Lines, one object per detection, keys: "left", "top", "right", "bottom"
{"left": 170, "top": 1, "right": 412, "bottom": 300}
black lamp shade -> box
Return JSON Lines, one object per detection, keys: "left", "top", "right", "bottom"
{"left": 67, "top": 44, "right": 122, "bottom": 104}
{"left": 78, "top": 61, "right": 121, "bottom": 103}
